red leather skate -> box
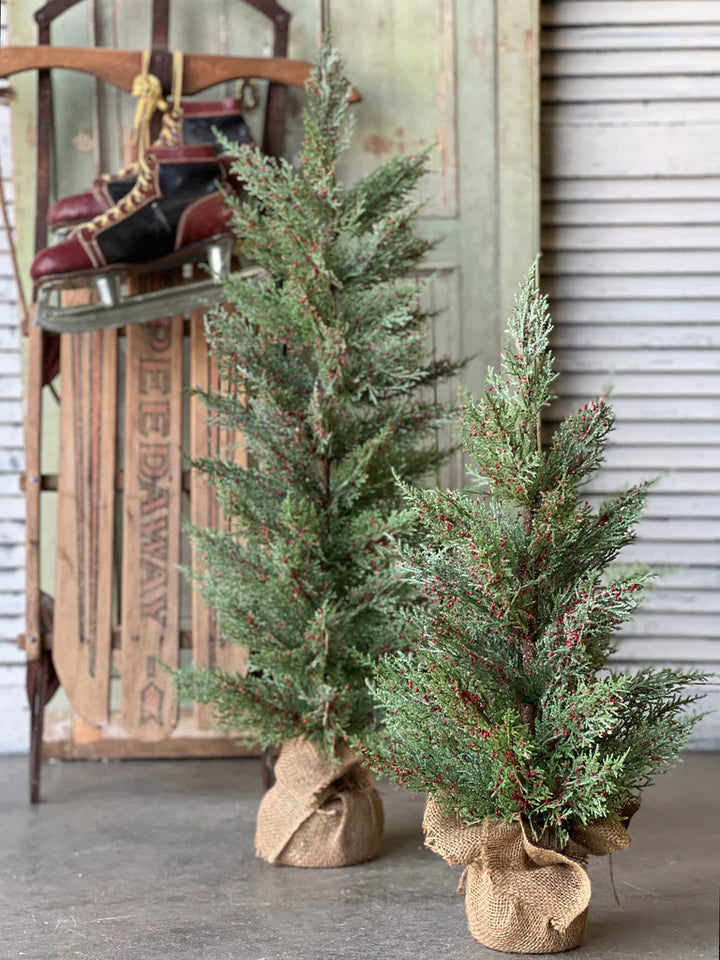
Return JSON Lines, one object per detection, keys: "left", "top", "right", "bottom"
{"left": 47, "top": 99, "right": 253, "bottom": 230}
{"left": 32, "top": 144, "right": 238, "bottom": 303}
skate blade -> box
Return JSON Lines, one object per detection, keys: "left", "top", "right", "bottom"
{"left": 93, "top": 273, "right": 122, "bottom": 308}
{"left": 34, "top": 266, "right": 264, "bottom": 333}
{"left": 206, "top": 238, "right": 234, "bottom": 282}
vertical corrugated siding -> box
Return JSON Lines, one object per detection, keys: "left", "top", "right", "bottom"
{"left": 0, "top": 0, "right": 27, "bottom": 753}
{"left": 541, "top": 0, "right": 720, "bottom": 746}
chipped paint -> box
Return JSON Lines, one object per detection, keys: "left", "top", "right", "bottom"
{"left": 470, "top": 35, "right": 487, "bottom": 58}
{"left": 363, "top": 133, "right": 393, "bottom": 155}
{"left": 363, "top": 129, "right": 426, "bottom": 159}
{"left": 72, "top": 130, "right": 95, "bottom": 153}
{"left": 436, "top": 0, "right": 457, "bottom": 216}
{"left": 24, "top": 119, "right": 36, "bottom": 147}
{"left": 121, "top": 129, "right": 136, "bottom": 166}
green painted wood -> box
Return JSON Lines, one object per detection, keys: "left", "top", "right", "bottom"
{"left": 331, "top": 0, "right": 540, "bottom": 481}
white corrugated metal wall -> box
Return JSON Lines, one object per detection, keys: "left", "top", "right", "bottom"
{"left": 541, "top": 0, "right": 720, "bottom": 747}
{"left": 0, "top": 0, "right": 27, "bottom": 754}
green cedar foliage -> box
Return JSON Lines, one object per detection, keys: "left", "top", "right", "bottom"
{"left": 171, "top": 44, "right": 460, "bottom": 753}
{"left": 365, "top": 265, "right": 709, "bottom": 849}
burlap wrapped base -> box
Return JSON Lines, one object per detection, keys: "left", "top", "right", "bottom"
{"left": 424, "top": 798, "right": 638, "bottom": 954}
{"left": 255, "top": 738, "right": 384, "bottom": 868}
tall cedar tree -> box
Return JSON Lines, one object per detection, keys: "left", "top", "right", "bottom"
{"left": 172, "top": 45, "right": 459, "bottom": 752}
{"left": 365, "top": 267, "right": 708, "bottom": 849}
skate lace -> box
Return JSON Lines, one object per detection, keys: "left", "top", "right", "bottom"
{"left": 83, "top": 151, "right": 159, "bottom": 237}
{"left": 83, "top": 52, "right": 184, "bottom": 237}
{"left": 131, "top": 69, "right": 168, "bottom": 157}
{"left": 99, "top": 109, "right": 183, "bottom": 183}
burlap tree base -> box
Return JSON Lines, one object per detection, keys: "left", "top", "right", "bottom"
{"left": 255, "top": 738, "right": 384, "bottom": 868}
{"left": 424, "top": 798, "right": 637, "bottom": 954}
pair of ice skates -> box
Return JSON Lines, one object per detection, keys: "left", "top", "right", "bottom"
{"left": 32, "top": 96, "right": 254, "bottom": 332}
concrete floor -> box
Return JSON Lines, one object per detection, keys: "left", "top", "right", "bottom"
{"left": 0, "top": 754, "right": 717, "bottom": 960}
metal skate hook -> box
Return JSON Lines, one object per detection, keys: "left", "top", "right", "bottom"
{"left": 92, "top": 273, "right": 122, "bottom": 309}
{"left": 206, "top": 238, "right": 233, "bottom": 282}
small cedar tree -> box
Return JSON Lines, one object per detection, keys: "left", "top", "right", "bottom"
{"left": 171, "top": 43, "right": 460, "bottom": 753}
{"left": 364, "top": 266, "right": 709, "bottom": 849}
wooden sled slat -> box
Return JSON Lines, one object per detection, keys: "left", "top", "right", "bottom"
{"left": 189, "top": 311, "right": 249, "bottom": 730}
{"left": 121, "top": 313, "right": 183, "bottom": 741}
{"left": 53, "top": 308, "right": 116, "bottom": 725}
